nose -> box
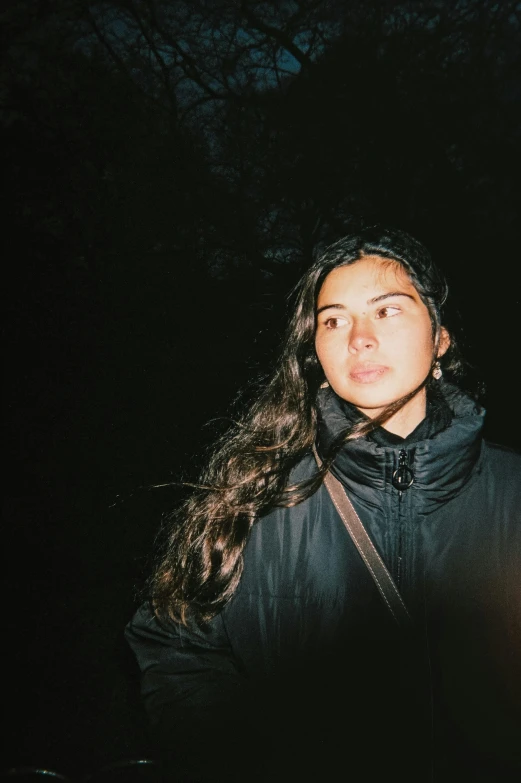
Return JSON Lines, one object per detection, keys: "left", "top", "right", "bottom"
{"left": 348, "top": 319, "right": 377, "bottom": 354}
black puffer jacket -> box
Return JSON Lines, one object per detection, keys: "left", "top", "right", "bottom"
{"left": 125, "top": 385, "right": 521, "bottom": 782}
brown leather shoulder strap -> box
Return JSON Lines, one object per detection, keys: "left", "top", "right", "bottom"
{"left": 313, "top": 446, "right": 411, "bottom": 628}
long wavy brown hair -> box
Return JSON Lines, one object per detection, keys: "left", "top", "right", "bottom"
{"left": 149, "top": 226, "right": 465, "bottom": 626}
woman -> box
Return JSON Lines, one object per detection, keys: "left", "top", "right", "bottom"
{"left": 125, "top": 227, "right": 521, "bottom": 782}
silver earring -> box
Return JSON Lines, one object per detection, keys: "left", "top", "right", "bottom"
{"left": 320, "top": 381, "right": 330, "bottom": 388}
{"left": 432, "top": 361, "right": 442, "bottom": 380}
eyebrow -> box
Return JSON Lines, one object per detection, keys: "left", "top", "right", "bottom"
{"left": 316, "top": 291, "right": 415, "bottom": 316}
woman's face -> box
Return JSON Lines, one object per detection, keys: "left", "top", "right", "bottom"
{"left": 315, "top": 255, "right": 449, "bottom": 437}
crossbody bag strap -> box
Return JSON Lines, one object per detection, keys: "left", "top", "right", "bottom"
{"left": 313, "top": 445, "right": 411, "bottom": 628}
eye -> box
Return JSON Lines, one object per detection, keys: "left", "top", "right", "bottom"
{"left": 323, "top": 316, "right": 348, "bottom": 329}
{"left": 375, "top": 305, "right": 401, "bottom": 319}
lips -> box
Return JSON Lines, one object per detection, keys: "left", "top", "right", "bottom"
{"left": 349, "top": 363, "right": 388, "bottom": 383}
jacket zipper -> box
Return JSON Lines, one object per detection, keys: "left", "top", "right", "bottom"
{"left": 397, "top": 490, "right": 404, "bottom": 588}
{"left": 393, "top": 448, "right": 414, "bottom": 589}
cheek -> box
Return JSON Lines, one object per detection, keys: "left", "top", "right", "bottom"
{"left": 392, "top": 319, "right": 433, "bottom": 350}
{"left": 408, "top": 328, "right": 436, "bottom": 372}
{"left": 314, "top": 336, "right": 324, "bottom": 365}
{"left": 417, "top": 324, "right": 436, "bottom": 353}
{"left": 315, "top": 336, "right": 339, "bottom": 371}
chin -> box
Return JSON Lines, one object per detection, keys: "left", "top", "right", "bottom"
{"left": 339, "top": 390, "right": 398, "bottom": 411}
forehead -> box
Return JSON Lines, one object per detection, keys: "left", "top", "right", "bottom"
{"left": 317, "top": 255, "right": 416, "bottom": 302}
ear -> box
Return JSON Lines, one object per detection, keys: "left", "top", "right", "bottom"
{"left": 437, "top": 326, "right": 451, "bottom": 359}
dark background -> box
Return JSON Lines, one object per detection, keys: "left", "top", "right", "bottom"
{"left": 3, "top": 1, "right": 520, "bottom": 778}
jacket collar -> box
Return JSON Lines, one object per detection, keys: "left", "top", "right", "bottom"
{"left": 316, "top": 383, "right": 485, "bottom": 514}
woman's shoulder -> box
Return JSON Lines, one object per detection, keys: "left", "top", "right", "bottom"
{"left": 251, "top": 450, "right": 322, "bottom": 532}
{"left": 481, "top": 439, "right": 521, "bottom": 494}
{"left": 482, "top": 439, "right": 521, "bottom": 467}
{"left": 287, "top": 450, "right": 318, "bottom": 483}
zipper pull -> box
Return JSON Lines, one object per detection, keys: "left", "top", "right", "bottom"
{"left": 392, "top": 448, "right": 414, "bottom": 491}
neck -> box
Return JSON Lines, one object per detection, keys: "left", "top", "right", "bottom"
{"left": 373, "top": 390, "right": 428, "bottom": 438}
